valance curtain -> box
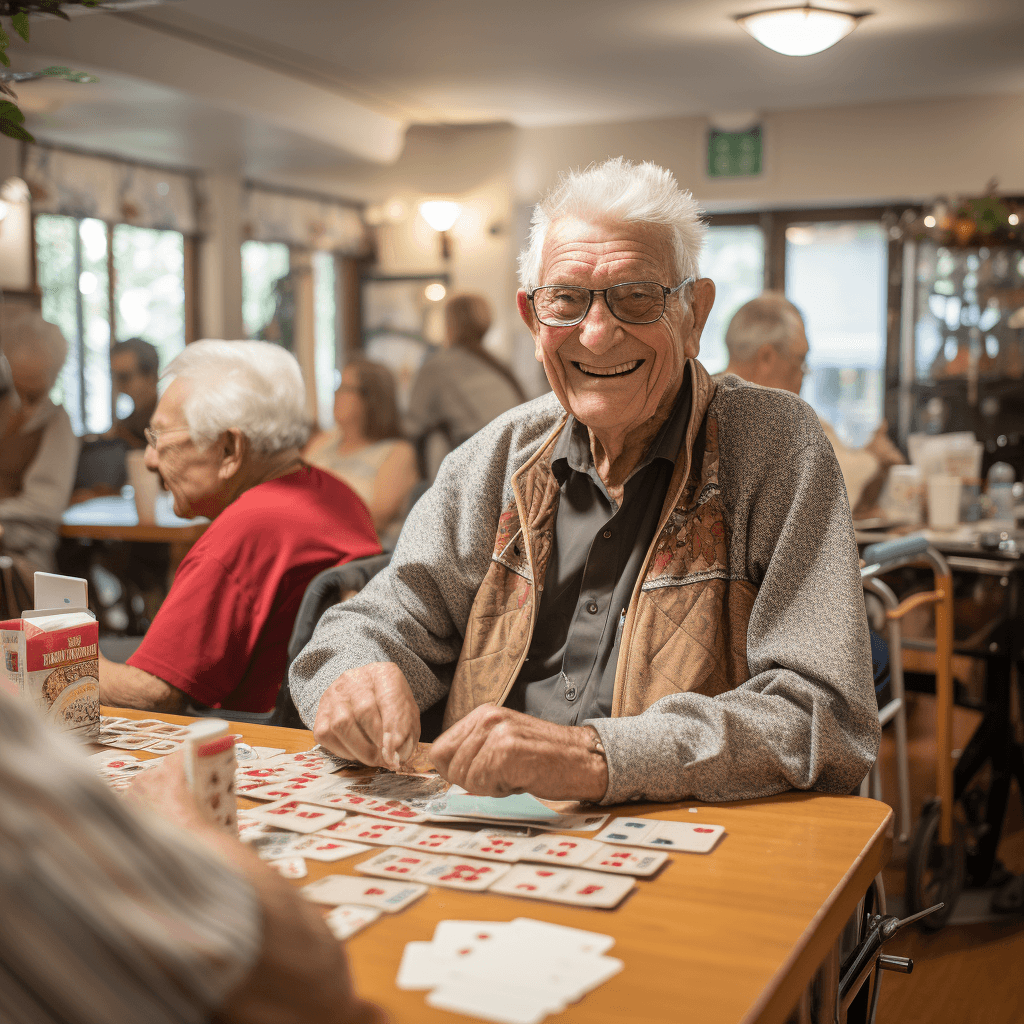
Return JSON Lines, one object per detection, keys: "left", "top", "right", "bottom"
{"left": 243, "top": 185, "right": 368, "bottom": 255}
{"left": 23, "top": 145, "right": 198, "bottom": 233}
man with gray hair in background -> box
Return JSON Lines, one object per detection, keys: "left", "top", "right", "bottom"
{"left": 293, "top": 158, "right": 879, "bottom": 805}
{"left": 100, "top": 340, "right": 380, "bottom": 715}
{"left": 0, "top": 308, "right": 78, "bottom": 577}
{"left": 723, "top": 291, "right": 905, "bottom": 518}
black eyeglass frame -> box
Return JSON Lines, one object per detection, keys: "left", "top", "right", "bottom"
{"left": 527, "top": 277, "right": 695, "bottom": 328}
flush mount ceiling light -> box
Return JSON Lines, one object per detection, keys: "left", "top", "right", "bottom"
{"left": 736, "top": 4, "right": 870, "bottom": 56}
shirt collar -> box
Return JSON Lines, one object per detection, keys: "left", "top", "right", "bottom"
{"left": 551, "top": 362, "right": 693, "bottom": 485}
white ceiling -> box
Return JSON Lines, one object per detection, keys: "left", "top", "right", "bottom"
{"left": 7, "top": 0, "right": 1024, "bottom": 173}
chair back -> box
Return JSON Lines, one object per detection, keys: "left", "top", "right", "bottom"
{"left": 270, "top": 552, "right": 393, "bottom": 727}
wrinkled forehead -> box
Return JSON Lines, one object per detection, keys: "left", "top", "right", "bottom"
{"left": 151, "top": 376, "right": 190, "bottom": 427}
{"left": 540, "top": 216, "right": 676, "bottom": 285}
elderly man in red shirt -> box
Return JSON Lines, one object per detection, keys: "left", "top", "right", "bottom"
{"left": 99, "top": 340, "right": 380, "bottom": 715}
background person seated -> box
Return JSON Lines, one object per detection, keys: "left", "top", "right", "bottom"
{"left": 72, "top": 337, "right": 162, "bottom": 502}
{"left": 305, "top": 357, "right": 419, "bottom": 549}
{"left": 0, "top": 309, "right": 78, "bottom": 578}
{"left": 722, "top": 292, "right": 906, "bottom": 518}
{"left": 406, "top": 293, "right": 526, "bottom": 481}
{"left": 0, "top": 686, "right": 381, "bottom": 1024}
{"left": 99, "top": 340, "right": 380, "bottom": 715}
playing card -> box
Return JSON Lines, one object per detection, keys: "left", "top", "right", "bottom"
{"left": 236, "top": 765, "right": 289, "bottom": 784}
{"left": 252, "top": 745, "right": 287, "bottom": 759}
{"left": 324, "top": 904, "right": 381, "bottom": 940}
{"left": 397, "top": 941, "right": 450, "bottom": 990}
{"left": 415, "top": 856, "right": 511, "bottom": 891}
{"left": 356, "top": 847, "right": 440, "bottom": 878}
{"left": 233, "top": 742, "right": 261, "bottom": 762}
{"left": 116, "top": 718, "right": 169, "bottom": 733}
{"left": 426, "top": 983, "right": 553, "bottom": 1024}
{"left": 301, "top": 874, "right": 428, "bottom": 912}
{"left": 406, "top": 828, "right": 464, "bottom": 851}
{"left": 333, "top": 817, "right": 424, "bottom": 846}
{"left": 444, "top": 831, "right": 531, "bottom": 863}
{"left": 268, "top": 857, "right": 308, "bottom": 879}
{"left": 103, "top": 733, "right": 163, "bottom": 750}
{"left": 138, "top": 722, "right": 191, "bottom": 739}
{"left": 506, "top": 917, "right": 615, "bottom": 957}
{"left": 283, "top": 836, "right": 369, "bottom": 862}
{"left": 88, "top": 750, "right": 139, "bottom": 771}
{"left": 183, "top": 720, "right": 237, "bottom": 835}
{"left": 580, "top": 846, "right": 668, "bottom": 876}
{"left": 143, "top": 739, "right": 182, "bottom": 755}
{"left": 237, "top": 817, "right": 275, "bottom": 841}
{"left": 488, "top": 866, "right": 634, "bottom": 908}
{"left": 595, "top": 817, "right": 725, "bottom": 853}
{"left": 246, "top": 798, "right": 348, "bottom": 833}
{"left": 242, "top": 774, "right": 326, "bottom": 802}
{"left": 521, "top": 835, "right": 603, "bottom": 866}
{"left": 249, "top": 832, "right": 301, "bottom": 861}
{"left": 262, "top": 750, "right": 346, "bottom": 775}
{"left": 430, "top": 920, "right": 511, "bottom": 959}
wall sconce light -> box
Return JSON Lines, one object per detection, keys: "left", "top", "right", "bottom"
{"left": 736, "top": 4, "right": 869, "bottom": 56}
{"left": 419, "top": 200, "right": 462, "bottom": 260}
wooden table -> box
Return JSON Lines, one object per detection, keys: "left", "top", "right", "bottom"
{"left": 100, "top": 708, "right": 893, "bottom": 1024}
{"left": 62, "top": 496, "right": 208, "bottom": 580}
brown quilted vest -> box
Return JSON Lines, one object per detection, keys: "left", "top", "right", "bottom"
{"left": 442, "top": 358, "right": 756, "bottom": 729}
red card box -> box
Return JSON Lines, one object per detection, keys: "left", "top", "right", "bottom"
{"left": 1, "top": 610, "right": 99, "bottom": 739}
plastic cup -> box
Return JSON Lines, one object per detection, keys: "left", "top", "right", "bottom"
{"left": 125, "top": 450, "right": 159, "bottom": 525}
{"left": 926, "top": 474, "right": 962, "bottom": 530}
{"left": 885, "top": 464, "right": 924, "bottom": 524}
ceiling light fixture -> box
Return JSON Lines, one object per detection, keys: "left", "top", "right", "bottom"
{"left": 736, "top": 4, "right": 869, "bottom": 56}
{"left": 419, "top": 200, "right": 462, "bottom": 261}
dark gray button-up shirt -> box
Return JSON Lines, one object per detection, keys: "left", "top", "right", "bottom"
{"left": 505, "top": 374, "right": 692, "bottom": 725}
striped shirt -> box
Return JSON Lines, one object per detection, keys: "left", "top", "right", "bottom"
{"left": 0, "top": 689, "right": 260, "bottom": 1024}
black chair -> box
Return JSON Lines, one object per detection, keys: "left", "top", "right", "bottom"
{"left": 269, "top": 552, "right": 394, "bottom": 728}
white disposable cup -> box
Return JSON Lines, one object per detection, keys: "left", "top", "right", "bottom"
{"left": 927, "top": 474, "right": 962, "bottom": 530}
{"left": 126, "top": 450, "right": 159, "bottom": 525}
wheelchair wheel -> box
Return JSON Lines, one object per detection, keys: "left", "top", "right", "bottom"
{"left": 905, "top": 799, "right": 965, "bottom": 931}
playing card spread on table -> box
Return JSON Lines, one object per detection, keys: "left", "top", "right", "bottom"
{"left": 488, "top": 865, "right": 635, "bottom": 908}
{"left": 595, "top": 817, "right": 726, "bottom": 853}
{"left": 241, "top": 774, "right": 326, "bottom": 801}
{"left": 249, "top": 832, "right": 302, "bottom": 861}
{"left": 402, "top": 917, "right": 621, "bottom": 1023}
{"left": 357, "top": 847, "right": 512, "bottom": 891}
{"left": 261, "top": 750, "right": 348, "bottom": 775}
{"left": 301, "top": 874, "right": 428, "bottom": 912}
{"left": 356, "top": 848, "right": 438, "bottom": 879}
{"left": 328, "top": 816, "right": 424, "bottom": 846}
{"left": 442, "top": 831, "right": 532, "bottom": 863}
{"left": 268, "top": 857, "right": 308, "bottom": 879}
{"left": 324, "top": 903, "right": 381, "bottom": 940}
{"left": 521, "top": 836, "right": 603, "bottom": 866}
{"left": 246, "top": 798, "right": 347, "bottom": 833}
{"left": 580, "top": 846, "right": 669, "bottom": 876}
{"left": 301, "top": 779, "right": 431, "bottom": 821}
{"left": 283, "top": 836, "right": 370, "bottom": 862}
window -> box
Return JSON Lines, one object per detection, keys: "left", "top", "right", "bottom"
{"left": 241, "top": 240, "right": 290, "bottom": 339}
{"left": 35, "top": 214, "right": 187, "bottom": 435}
{"left": 313, "top": 250, "right": 339, "bottom": 429}
{"left": 785, "top": 221, "right": 888, "bottom": 447}
{"left": 699, "top": 224, "right": 766, "bottom": 373}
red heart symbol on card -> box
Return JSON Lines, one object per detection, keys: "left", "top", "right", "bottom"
{"left": 365, "top": 888, "right": 385, "bottom": 895}
{"left": 695, "top": 828, "right": 714, "bottom": 833}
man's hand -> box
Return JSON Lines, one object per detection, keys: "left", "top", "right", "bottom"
{"left": 430, "top": 704, "right": 609, "bottom": 802}
{"left": 313, "top": 661, "right": 420, "bottom": 769}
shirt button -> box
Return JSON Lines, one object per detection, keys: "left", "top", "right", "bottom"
{"left": 586, "top": 601, "right": 599, "bottom": 614}
{"left": 565, "top": 685, "right": 578, "bottom": 701}
{"left": 603, "top": 530, "right": 612, "bottom": 539}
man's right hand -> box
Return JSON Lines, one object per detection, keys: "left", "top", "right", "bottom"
{"left": 312, "top": 661, "right": 421, "bottom": 769}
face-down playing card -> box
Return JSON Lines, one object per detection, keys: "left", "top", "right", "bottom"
{"left": 595, "top": 817, "right": 725, "bottom": 853}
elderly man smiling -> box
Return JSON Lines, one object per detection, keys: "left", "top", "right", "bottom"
{"left": 290, "top": 158, "right": 879, "bottom": 804}
{"left": 100, "top": 341, "right": 380, "bottom": 715}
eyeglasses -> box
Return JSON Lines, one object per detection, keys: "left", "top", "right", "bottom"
{"left": 143, "top": 425, "right": 190, "bottom": 449}
{"left": 527, "top": 278, "right": 693, "bottom": 328}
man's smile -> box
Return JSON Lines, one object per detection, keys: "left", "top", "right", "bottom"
{"left": 572, "top": 359, "right": 645, "bottom": 378}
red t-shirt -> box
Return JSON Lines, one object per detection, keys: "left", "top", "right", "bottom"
{"left": 128, "top": 466, "right": 380, "bottom": 712}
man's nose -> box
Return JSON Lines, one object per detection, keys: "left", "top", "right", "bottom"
{"left": 576, "top": 293, "right": 621, "bottom": 354}
{"left": 143, "top": 444, "right": 158, "bottom": 471}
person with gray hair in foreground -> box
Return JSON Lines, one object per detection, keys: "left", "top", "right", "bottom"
{"left": 0, "top": 308, "right": 79, "bottom": 575}
{"left": 100, "top": 340, "right": 380, "bottom": 715}
{"left": 291, "top": 158, "right": 879, "bottom": 805}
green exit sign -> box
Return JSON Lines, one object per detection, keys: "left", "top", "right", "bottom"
{"left": 707, "top": 125, "right": 763, "bottom": 178}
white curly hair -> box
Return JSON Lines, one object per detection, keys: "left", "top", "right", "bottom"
{"left": 517, "top": 157, "right": 707, "bottom": 291}
{"left": 165, "top": 340, "right": 311, "bottom": 454}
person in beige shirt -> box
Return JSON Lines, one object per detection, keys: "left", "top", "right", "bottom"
{"left": 722, "top": 292, "right": 904, "bottom": 518}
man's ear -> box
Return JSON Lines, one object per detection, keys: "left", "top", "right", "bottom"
{"left": 683, "top": 278, "right": 716, "bottom": 358}
{"left": 218, "top": 428, "right": 246, "bottom": 480}
{"left": 516, "top": 289, "right": 544, "bottom": 363}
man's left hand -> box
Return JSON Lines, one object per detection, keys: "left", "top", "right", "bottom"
{"left": 429, "top": 704, "right": 609, "bottom": 802}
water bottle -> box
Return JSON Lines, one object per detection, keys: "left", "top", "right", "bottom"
{"left": 987, "top": 461, "right": 1015, "bottom": 522}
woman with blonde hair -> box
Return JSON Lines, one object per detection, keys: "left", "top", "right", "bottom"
{"left": 406, "top": 293, "right": 525, "bottom": 480}
{"left": 305, "top": 357, "right": 418, "bottom": 548}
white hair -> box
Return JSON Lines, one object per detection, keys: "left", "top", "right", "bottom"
{"left": 1, "top": 309, "right": 68, "bottom": 378}
{"left": 517, "top": 157, "right": 707, "bottom": 291}
{"left": 724, "top": 292, "right": 806, "bottom": 363}
{"left": 165, "top": 340, "right": 311, "bottom": 454}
